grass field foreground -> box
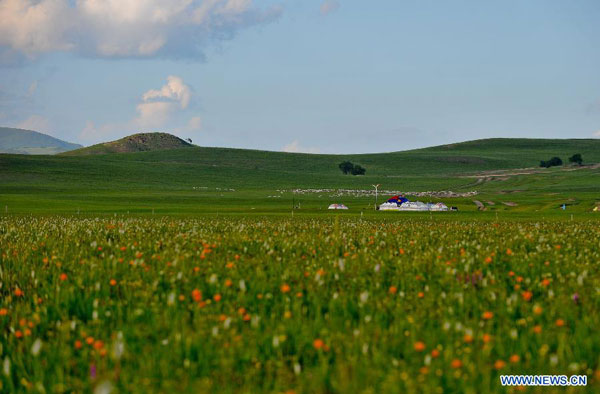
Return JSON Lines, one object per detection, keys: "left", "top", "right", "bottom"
{"left": 1, "top": 216, "right": 599, "bottom": 393}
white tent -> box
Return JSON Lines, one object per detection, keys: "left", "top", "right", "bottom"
{"left": 379, "top": 201, "right": 449, "bottom": 212}
{"left": 379, "top": 202, "right": 399, "bottom": 211}
{"left": 328, "top": 204, "right": 349, "bottom": 210}
{"left": 428, "top": 202, "right": 449, "bottom": 211}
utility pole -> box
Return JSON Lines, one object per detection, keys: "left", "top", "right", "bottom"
{"left": 372, "top": 184, "right": 380, "bottom": 211}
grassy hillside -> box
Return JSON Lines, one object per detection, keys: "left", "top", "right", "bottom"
{"left": 62, "top": 132, "right": 192, "bottom": 155}
{"left": 1, "top": 137, "right": 600, "bottom": 214}
{"left": 0, "top": 127, "right": 81, "bottom": 154}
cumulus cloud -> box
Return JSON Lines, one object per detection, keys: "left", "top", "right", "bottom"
{"left": 320, "top": 0, "right": 339, "bottom": 16}
{"left": 17, "top": 114, "right": 51, "bottom": 133}
{"left": 0, "top": 0, "right": 283, "bottom": 61}
{"left": 282, "top": 140, "right": 320, "bottom": 154}
{"left": 79, "top": 75, "right": 198, "bottom": 143}
{"left": 135, "top": 76, "right": 192, "bottom": 128}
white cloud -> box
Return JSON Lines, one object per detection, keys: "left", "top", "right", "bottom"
{"left": 79, "top": 75, "right": 196, "bottom": 143}
{"left": 0, "top": 0, "right": 282, "bottom": 60}
{"left": 593, "top": 130, "right": 600, "bottom": 137}
{"left": 282, "top": 140, "right": 320, "bottom": 154}
{"left": 17, "top": 114, "right": 51, "bottom": 133}
{"left": 135, "top": 76, "right": 193, "bottom": 129}
{"left": 142, "top": 76, "right": 191, "bottom": 109}
{"left": 320, "top": 0, "right": 339, "bottom": 16}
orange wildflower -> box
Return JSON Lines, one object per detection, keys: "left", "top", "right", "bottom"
{"left": 313, "top": 339, "right": 324, "bottom": 350}
{"left": 389, "top": 286, "right": 397, "bottom": 294}
{"left": 431, "top": 349, "right": 440, "bottom": 358}
{"left": 93, "top": 340, "right": 104, "bottom": 350}
{"left": 59, "top": 273, "right": 68, "bottom": 281}
{"left": 213, "top": 294, "right": 222, "bottom": 302}
{"left": 238, "top": 307, "right": 246, "bottom": 315}
{"left": 482, "top": 311, "right": 493, "bottom": 320}
{"left": 510, "top": 354, "right": 520, "bottom": 363}
{"left": 533, "top": 325, "right": 542, "bottom": 334}
{"left": 86, "top": 336, "right": 94, "bottom": 345}
{"left": 74, "top": 340, "right": 82, "bottom": 350}
{"left": 482, "top": 334, "right": 492, "bottom": 344}
{"left": 15, "top": 330, "right": 23, "bottom": 338}
{"left": 0, "top": 308, "right": 7, "bottom": 316}
{"left": 521, "top": 291, "right": 533, "bottom": 302}
{"left": 506, "top": 248, "right": 513, "bottom": 255}
{"left": 225, "top": 279, "right": 233, "bottom": 287}
{"left": 14, "top": 288, "right": 23, "bottom": 297}
{"left": 463, "top": 334, "right": 473, "bottom": 343}
{"left": 280, "top": 284, "right": 291, "bottom": 293}
{"left": 541, "top": 278, "right": 551, "bottom": 287}
{"left": 555, "top": 319, "right": 565, "bottom": 327}
{"left": 533, "top": 305, "right": 543, "bottom": 315}
{"left": 191, "top": 289, "right": 202, "bottom": 302}
{"left": 417, "top": 292, "right": 424, "bottom": 298}
{"left": 484, "top": 256, "right": 492, "bottom": 264}
{"left": 451, "top": 359, "right": 463, "bottom": 369}
{"left": 414, "top": 341, "right": 426, "bottom": 352}
{"left": 494, "top": 360, "right": 506, "bottom": 370}
{"left": 243, "top": 313, "right": 251, "bottom": 321}
{"left": 109, "top": 279, "right": 117, "bottom": 286}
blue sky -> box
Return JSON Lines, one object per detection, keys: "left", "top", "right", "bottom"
{"left": 1, "top": 0, "right": 599, "bottom": 153}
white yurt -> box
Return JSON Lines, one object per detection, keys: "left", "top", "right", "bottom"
{"left": 378, "top": 202, "right": 400, "bottom": 211}
{"left": 328, "top": 204, "right": 349, "bottom": 210}
{"left": 428, "top": 202, "right": 449, "bottom": 211}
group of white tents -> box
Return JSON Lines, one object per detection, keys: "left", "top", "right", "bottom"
{"left": 379, "top": 201, "right": 449, "bottom": 211}
{"left": 328, "top": 195, "right": 450, "bottom": 212}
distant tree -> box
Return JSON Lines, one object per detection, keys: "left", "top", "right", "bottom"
{"left": 569, "top": 153, "right": 583, "bottom": 166}
{"left": 351, "top": 165, "right": 366, "bottom": 175}
{"left": 549, "top": 157, "right": 563, "bottom": 166}
{"left": 339, "top": 161, "right": 354, "bottom": 175}
{"left": 540, "top": 157, "right": 563, "bottom": 168}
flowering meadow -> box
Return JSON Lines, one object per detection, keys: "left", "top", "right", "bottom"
{"left": 1, "top": 216, "right": 599, "bottom": 393}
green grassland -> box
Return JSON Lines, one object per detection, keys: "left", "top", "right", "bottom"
{"left": 1, "top": 138, "right": 600, "bottom": 393}
{"left": 1, "top": 216, "right": 599, "bottom": 393}
{"left": 1, "top": 138, "right": 600, "bottom": 216}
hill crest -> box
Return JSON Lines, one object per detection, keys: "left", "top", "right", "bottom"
{"left": 62, "top": 132, "right": 193, "bottom": 155}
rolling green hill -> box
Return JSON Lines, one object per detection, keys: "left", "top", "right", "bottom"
{"left": 1, "top": 136, "right": 599, "bottom": 214}
{"left": 0, "top": 127, "right": 81, "bottom": 154}
{"left": 62, "top": 132, "right": 192, "bottom": 155}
